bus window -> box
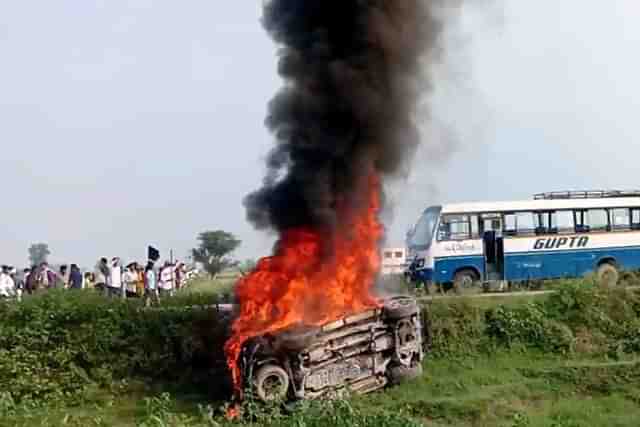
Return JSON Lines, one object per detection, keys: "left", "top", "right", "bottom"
{"left": 438, "top": 215, "right": 472, "bottom": 241}
{"left": 552, "top": 211, "right": 574, "bottom": 234}
{"left": 588, "top": 209, "right": 609, "bottom": 231}
{"left": 576, "top": 209, "right": 609, "bottom": 232}
{"left": 517, "top": 212, "right": 536, "bottom": 235}
{"left": 632, "top": 209, "right": 640, "bottom": 230}
{"left": 504, "top": 213, "right": 517, "bottom": 236}
{"left": 409, "top": 207, "right": 440, "bottom": 249}
{"left": 504, "top": 212, "right": 536, "bottom": 236}
{"left": 612, "top": 209, "right": 630, "bottom": 230}
{"left": 470, "top": 215, "right": 480, "bottom": 238}
{"left": 535, "top": 212, "right": 553, "bottom": 235}
{"left": 482, "top": 213, "right": 502, "bottom": 234}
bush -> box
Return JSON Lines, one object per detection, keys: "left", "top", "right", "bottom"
{"left": 425, "top": 301, "right": 486, "bottom": 358}
{"left": 0, "top": 291, "right": 232, "bottom": 405}
{"left": 4, "top": 281, "right": 640, "bottom": 408}
{"left": 485, "top": 303, "right": 574, "bottom": 354}
{"left": 231, "top": 400, "right": 422, "bottom": 427}
{"left": 485, "top": 281, "right": 640, "bottom": 356}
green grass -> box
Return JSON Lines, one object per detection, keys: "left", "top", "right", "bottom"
{"left": 5, "top": 281, "right": 640, "bottom": 426}
{"left": 181, "top": 275, "right": 238, "bottom": 296}
{"left": 5, "top": 353, "right": 640, "bottom": 426}
{"left": 356, "top": 353, "right": 640, "bottom": 427}
{"left": 431, "top": 292, "right": 552, "bottom": 311}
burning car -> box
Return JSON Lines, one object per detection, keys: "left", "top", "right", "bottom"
{"left": 237, "top": 296, "right": 425, "bottom": 403}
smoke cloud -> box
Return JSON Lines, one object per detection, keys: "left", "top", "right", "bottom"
{"left": 245, "top": 0, "right": 455, "bottom": 236}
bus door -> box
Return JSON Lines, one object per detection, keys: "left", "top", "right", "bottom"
{"left": 482, "top": 214, "right": 504, "bottom": 281}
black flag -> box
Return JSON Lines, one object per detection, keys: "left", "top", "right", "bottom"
{"left": 147, "top": 246, "right": 160, "bottom": 262}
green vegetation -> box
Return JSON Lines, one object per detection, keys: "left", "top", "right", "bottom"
{"left": 27, "top": 242, "right": 50, "bottom": 266}
{"left": 182, "top": 274, "right": 238, "bottom": 298}
{"left": 2, "top": 280, "right": 640, "bottom": 426}
{"left": 191, "top": 230, "right": 241, "bottom": 279}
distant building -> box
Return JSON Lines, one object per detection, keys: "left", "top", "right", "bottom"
{"left": 381, "top": 247, "right": 406, "bottom": 275}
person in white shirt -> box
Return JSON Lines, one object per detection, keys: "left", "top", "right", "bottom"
{"left": 144, "top": 261, "right": 159, "bottom": 307}
{"left": 0, "top": 266, "right": 16, "bottom": 298}
{"left": 108, "top": 257, "right": 123, "bottom": 298}
{"left": 159, "top": 262, "right": 175, "bottom": 298}
{"left": 123, "top": 263, "right": 139, "bottom": 298}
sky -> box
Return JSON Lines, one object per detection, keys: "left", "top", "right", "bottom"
{"left": 1, "top": 1, "right": 639, "bottom": 268}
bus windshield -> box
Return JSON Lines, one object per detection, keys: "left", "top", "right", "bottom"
{"left": 408, "top": 206, "right": 441, "bottom": 250}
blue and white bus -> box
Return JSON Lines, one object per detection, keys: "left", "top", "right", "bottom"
{"left": 406, "top": 191, "right": 640, "bottom": 290}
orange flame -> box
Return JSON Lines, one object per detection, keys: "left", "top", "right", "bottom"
{"left": 224, "top": 173, "right": 384, "bottom": 394}
{"left": 226, "top": 405, "right": 240, "bottom": 420}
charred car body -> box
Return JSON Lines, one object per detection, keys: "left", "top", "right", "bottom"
{"left": 238, "top": 296, "right": 426, "bottom": 403}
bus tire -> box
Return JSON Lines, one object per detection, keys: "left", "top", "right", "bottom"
{"left": 452, "top": 270, "right": 478, "bottom": 295}
{"left": 597, "top": 263, "right": 619, "bottom": 288}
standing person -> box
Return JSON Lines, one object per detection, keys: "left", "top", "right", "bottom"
{"left": 18, "top": 268, "right": 31, "bottom": 299}
{"left": 59, "top": 265, "right": 70, "bottom": 289}
{"left": 37, "top": 262, "right": 57, "bottom": 290}
{"left": 25, "top": 266, "right": 37, "bottom": 294}
{"left": 108, "top": 257, "right": 123, "bottom": 298}
{"left": 95, "top": 258, "right": 109, "bottom": 293}
{"left": 69, "top": 264, "right": 83, "bottom": 290}
{"left": 123, "top": 263, "right": 139, "bottom": 298}
{"left": 83, "top": 272, "right": 95, "bottom": 290}
{"left": 9, "top": 267, "right": 21, "bottom": 302}
{"left": 0, "top": 266, "right": 16, "bottom": 299}
{"left": 135, "top": 264, "right": 145, "bottom": 297}
{"left": 174, "top": 262, "right": 185, "bottom": 291}
{"left": 158, "top": 261, "right": 174, "bottom": 298}
{"left": 144, "top": 261, "right": 159, "bottom": 307}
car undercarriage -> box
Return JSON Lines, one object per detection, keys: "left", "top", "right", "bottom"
{"left": 237, "top": 296, "right": 426, "bottom": 403}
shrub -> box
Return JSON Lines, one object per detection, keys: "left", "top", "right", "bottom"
{"left": 425, "top": 300, "right": 486, "bottom": 358}
{"left": 3, "top": 281, "right": 640, "bottom": 408}
{"left": 0, "top": 291, "right": 232, "bottom": 405}
{"left": 485, "top": 303, "right": 574, "bottom": 354}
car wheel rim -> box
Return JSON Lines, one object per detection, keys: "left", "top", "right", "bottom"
{"left": 262, "top": 374, "right": 286, "bottom": 400}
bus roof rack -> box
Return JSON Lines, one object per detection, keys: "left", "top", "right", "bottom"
{"left": 534, "top": 190, "right": 640, "bottom": 200}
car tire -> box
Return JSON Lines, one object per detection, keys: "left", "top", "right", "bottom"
{"left": 253, "top": 364, "right": 290, "bottom": 403}
{"left": 388, "top": 363, "right": 424, "bottom": 386}
{"left": 597, "top": 263, "right": 619, "bottom": 288}
{"left": 452, "top": 270, "right": 478, "bottom": 295}
{"left": 384, "top": 297, "right": 419, "bottom": 320}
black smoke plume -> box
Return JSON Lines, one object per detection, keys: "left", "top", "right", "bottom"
{"left": 245, "top": 0, "right": 449, "bottom": 234}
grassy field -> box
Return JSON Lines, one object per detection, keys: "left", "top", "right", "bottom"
{"left": 181, "top": 273, "right": 239, "bottom": 297}
{"left": 3, "top": 279, "right": 640, "bottom": 426}
{"left": 5, "top": 353, "right": 640, "bottom": 426}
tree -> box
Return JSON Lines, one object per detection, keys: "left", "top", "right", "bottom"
{"left": 192, "top": 231, "right": 241, "bottom": 279}
{"left": 28, "top": 243, "right": 50, "bottom": 266}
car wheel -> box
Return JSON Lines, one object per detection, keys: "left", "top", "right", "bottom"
{"left": 395, "top": 319, "right": 420, "bottom": 365}
{"left": 384, "top": 297, "right": 419, "bottom": 320}
{"left": 597, "top": 263, "right": 619, "bottom": 288}
{"left": 388, "top": 363, "right": 423, "bottom": 385}
{"left": 253, "top": 364, "right": 290, "bottom": 403}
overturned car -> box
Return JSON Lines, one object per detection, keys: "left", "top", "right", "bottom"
{"left": 238, "top": 296, "right": 426, "bottom": 403}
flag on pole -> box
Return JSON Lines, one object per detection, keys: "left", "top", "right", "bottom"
{"left": 148, "top": 246, "right": 160, "bottom": 262}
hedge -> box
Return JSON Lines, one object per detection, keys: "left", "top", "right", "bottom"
{"left": 3, "top": 281, "right": 640, "bottom": 406}
{"left": 0, "top": 291, "right": 231, "bottom": 405}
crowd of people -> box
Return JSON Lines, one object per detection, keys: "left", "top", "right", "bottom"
{"left": 0, "top": 257, "right": 189, "bottom": 306}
